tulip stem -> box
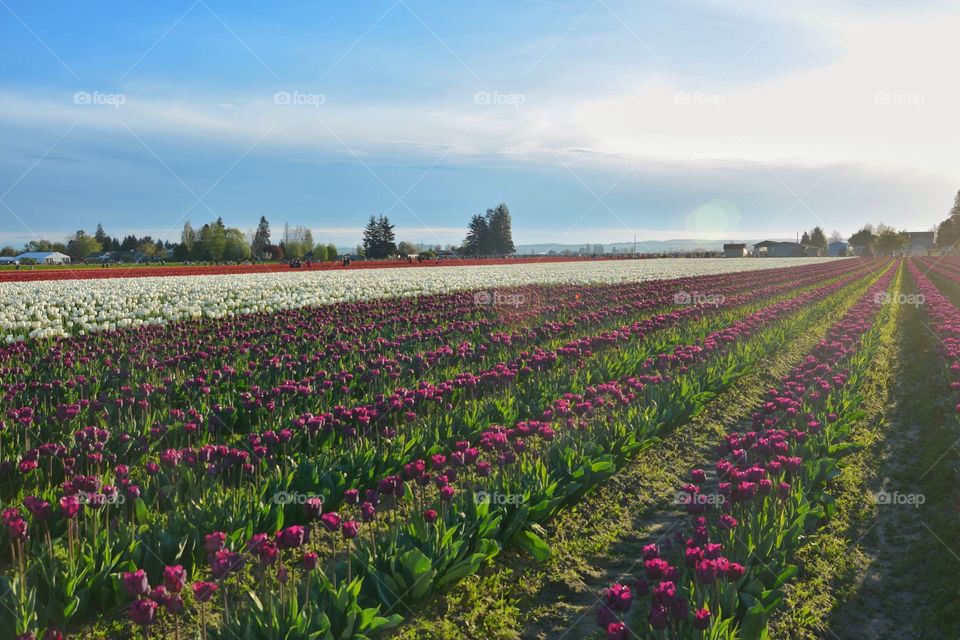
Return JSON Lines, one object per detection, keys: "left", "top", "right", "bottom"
{"left": 331, "top": 537, "right": 338, "bottom": 589}
{"left": 347, "top": 540, "right": 352, "bottom": 583}
{"left": 222, "top": 584, "right": 229, "bottom": 625}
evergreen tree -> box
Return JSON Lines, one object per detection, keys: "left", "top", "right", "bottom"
{"left": 809, "top": 226, "right": 827, "bottom": 249}
{"left": 362, "top": 215, "right": 379, "bottom": 257}
{"left": 94, "top": 223, "right": 110, "bottom": 247}
{"left": 252, "top": 216, "right": 271, "bottom": 257}
{"left": 800, "top": 231, "right": 811, "bottom": 245}
{"left": 486, "top": 203, "right": 514, "bottom": 254}
{"left": 362, "top": 214, "right": 397, "bottom": 258}
{"left": 120, "top": 235, "right": 139, "bottom": 252}
{"left": 377, "top": 215, "right": 396, "bottom": 257}
{"left": 463, "top": 214, "right": 491, "bottom": 256}
{"left": 326, "top": 243, "right": 338, "bottom": 260}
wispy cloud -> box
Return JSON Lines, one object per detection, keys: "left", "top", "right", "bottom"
{"left": 0, "top": 0, "right": 955, "bottom": 241}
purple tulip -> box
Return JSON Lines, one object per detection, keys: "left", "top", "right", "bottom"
{"left": 320, "top": 512, "right": 341, "bottom": 533}
{"left": 692, "top": 607, "right": 712, "bottom": 630}
{"left": 192, "top": 581, "right": 218, "bottom": 602}
{"left": 123, "top": 569, "right": 150, "bottom": 597}
{"left": 163, "top": 565, "right": 186, "bottom": 593}
{"left": 128, "top": 599, "right": 158, "bottom": 626}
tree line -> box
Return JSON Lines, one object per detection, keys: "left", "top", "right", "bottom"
{"left": 0, "top": 202, "right": 517, "bottom": 262}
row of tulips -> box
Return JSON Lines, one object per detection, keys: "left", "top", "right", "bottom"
{"left": 1, "top": 260, "right": 856, "bottom": 436}
{"left": 595, "top": 260, "right": 897, "bottom": 638}
{"left": 0, "top": 258, "right": 838, "bottom": 340}
{"left": 905, "top": 257, "right": 960, "bottom": 447}
{"left": 0, "top": 260, "right": 877, "bottom": 638}
{"left": 0, "top": 262, "right": 869, "bottom": 533}
{"left": 161, "top": 262, "right": 887, "bottom": 639}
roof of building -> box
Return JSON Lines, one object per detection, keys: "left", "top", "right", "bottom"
{"left": 16, "top": 251, "right": 70, "bottom": 260}
{"left": 723, "top": 243, "right": 746, "bottom": 249}
{"left": 754, "top": 240, "right": 800, "bottom": 248}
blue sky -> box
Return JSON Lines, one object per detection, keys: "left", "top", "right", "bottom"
{"left": 1, "top": 0, "right": 957, "bottom": 248}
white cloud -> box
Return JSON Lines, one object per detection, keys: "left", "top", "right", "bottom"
{"left": 1, "top": 0, "right": 957, "bottom": 240}
{"left": 5, "top": 4, "right": 958, "bottom": 182}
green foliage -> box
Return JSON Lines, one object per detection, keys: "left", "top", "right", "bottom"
{"left": 362, "top": 215, "right": 397, "bottom": 259}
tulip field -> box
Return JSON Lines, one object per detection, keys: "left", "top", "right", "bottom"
{"left": 1, "top": 257, "right": 959, "bottom": 639}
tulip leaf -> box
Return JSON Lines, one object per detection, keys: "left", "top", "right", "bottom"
{"left": 513, "top": 529, "right": 551, "bottom": 562}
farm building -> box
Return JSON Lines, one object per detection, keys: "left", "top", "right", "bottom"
{"left": 723, "top": 243, "right": 747, "bottom": 257}
{"left": 15, "top": 251, "right": 71, "bottom": 264}
{"left": 803, "top": 245, "right": 824, "bottom": 257}
{"left": 828, "top": 241, "right": 850, "bottom": 257}
{"left": 906, "top": 231, "right": 935, "bottom": 256}
{"left": 753, "top": 241, "right": 803, "bottom": 257}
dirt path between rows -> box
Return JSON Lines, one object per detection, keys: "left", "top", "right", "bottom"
{"left": 821, "top": 282, "right": 959, "bottom": 638}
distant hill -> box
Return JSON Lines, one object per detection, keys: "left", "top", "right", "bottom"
{"left": 514, "top": 238, "right": 795, "bottom": 255}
